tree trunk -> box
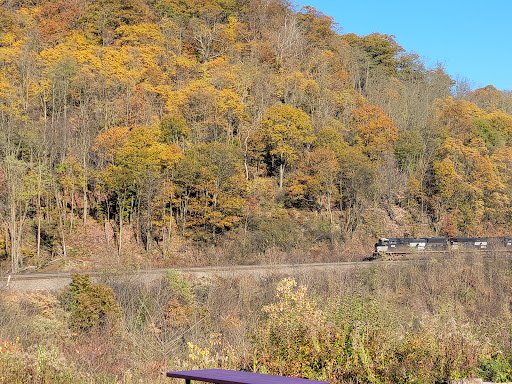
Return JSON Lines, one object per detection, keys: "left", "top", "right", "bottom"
{"left": 105, "top": 203, "right": 110, "bottom": 247}
{"left": 9, "top": 205, "right": 20, "bottom": 273}
{"left": 136, "top": 196, "right": 141, "bottom": 244}
{"left": 83, "top": 178, "right": 87, "bottom": 228}
{"left": 56, "top": 192, "right": 67, "bottom": 258}
{"left": 327, "top": 192, "right": 333, "bottom": 225}
{"left": 36, "top": 165, "right": 42, "bottom": 260}
{"left": 70, "top": 189, "right": 75, "bottom": 232}
{"left": 279, "top": 163, "right": 284, "bottom": 189}
{"left": 118, "top": 195, "right": 125, "bottom": 258}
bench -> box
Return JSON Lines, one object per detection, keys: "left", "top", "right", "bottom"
{"left": 167, "top": 369, "right": 330, "bottom": 384}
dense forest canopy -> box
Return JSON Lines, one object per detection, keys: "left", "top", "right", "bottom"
{"left": 2, "top": 0, "right": 512, "bottom": 271}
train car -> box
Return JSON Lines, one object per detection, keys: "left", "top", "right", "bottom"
{"left": 374, "top": 238, "right": 428, "bottom": 254}
{"left": 450, "top": 237, "right": 486, "bottom": 250}
{"left": 486, "top": 237, "right": 512, "bottom": 249}
{"left": 374, "top": 237, "right": 451, "bottom": 255}
{"left": 372, "top": 236, "right": 512, "bottom": 258}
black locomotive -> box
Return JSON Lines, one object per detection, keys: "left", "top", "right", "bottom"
{"left": 373, "top": 236, "right": 512, "bottom": 258}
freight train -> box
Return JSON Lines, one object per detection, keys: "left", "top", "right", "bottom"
{"left": 373, "top": 236, "right": 512, "bottom": 258}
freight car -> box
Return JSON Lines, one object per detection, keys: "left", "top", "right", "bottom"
{"left": 373, "top": 236, "right": 512, "bottom": 258}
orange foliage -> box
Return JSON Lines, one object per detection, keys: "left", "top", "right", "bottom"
{"left": 435, "top": 97, "right": 485, "bottom": 142}
{"left": 351, "top": 103, "right": 398, "bottom": 159}
{"left": 36, "top": 1, "right": 81, "bottom": 44}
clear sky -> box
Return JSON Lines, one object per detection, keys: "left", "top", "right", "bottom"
{"left": 299, "top": 0, "right": 512, "bottom": 91}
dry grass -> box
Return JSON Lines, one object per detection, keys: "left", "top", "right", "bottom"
{"left": 1, "top": 252, "right": 512, "bottom": 382}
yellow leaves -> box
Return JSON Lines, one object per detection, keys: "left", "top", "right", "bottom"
{"left": 263, "top": 278, "right": 316, "bottom": 316}
{"left": 165, "top": 89, "right": 189, "bottom": 116}
{"left": 336, "top": 89, "right": 365, "bottom": 112}
{"left": 441, "top": 136, "right": 464, "bottom": 154}
{"left": 38, "top": 26, "right": 166, "bottom": 93}
{"left": 116, "top": 126, "right": 181, "bottom": 174}
{"left": 287, "top": 177, "right": 309, "bottom": 201}
{"left": 39, "top": 32, "right": 100, "bottom": 69}
{"left": 188, "top": 342, "right": 210, "bottom": 361}
{"left": 0, "top": 78, "right": 17, "bottom": 99}
{"left": 172, "top": 142, "right": 246, "bottom": 237}
{"left": 435, "top": 137, "right": 504, "bottom": 208}
{"left": 223, "top": 16, "right": 239, "bottom": 42}
{"left": 435, "top": 96, "right": 512, "bottom": 154}
{"left": 351, "top": 103, "right": 398, "bottom": 159}
{"left": 470, "top": 85, "right": 504, "bottom": 112}
{"left": 435, "top": 96, "right": 486, "bottom": 141}
{"left": 487, "top": 110, "right": 512, "bottom": 143}
{"left": 0, "top": 6, "right": 29, "bottom": 51}
{"left": 262, "top": 104, "right": 315, "bottom": 163}
{"left": 111, "top": 24, "right": 166, "bottom": 81}
{"left": 114, "top": 23, "right": 164, "bottom": 46}
{"left": 101, "top": 47, "right": 138, "bottom": 84}
{"left": 275, "top": 71, "right": 321, "bottom": 112}
{"left": 174, "top": 55, "right": 201, "bottom": 71}
{"left": 0, "top": 40, "right": 24, "bottom": 65}
{"left": 0, "top": 31, "right": 19, "bottom": 47}
{"left": 218, "top": 88, "right": 244, "bottom": 118}
{"left": 218, "top": 192, "right": 245, "bottom": 213}
{"left": 57, "top": 156, "right": 85, "bottom": 196}
{"left": 93, "top": 125, "right": 185, "bottom": 204}
{"left": 259, "top": 278, "right": 328, "bottom": 376}
{"left": 286, "top": 147, "right": 340, "bottom": 209}
{"left": 433, "top": 132, "right": 512, "bottom": 232}
{"left": 491, "top": 147, "right": 512, "bottom": 183}
{"left": 433, "top": 158, "right": 461, "bottom": 200}
{"left": 206, "top": 56, "right": 238, "bottom": 87}
{"left": 205, "top": 210, "right": 242, "bottom": 229}
{"left": 0, "top": 78, "right": 23, "bottom": 117}
{"left": 437, "top": 96, "right": 485, "bottom": 121}
{"left": 407, "top": 174, "right": 422, "bottom": 199}
{"left": 165, "top": 79, "right": 246, "bottom": 142}
{"left": 206, "top": 55, "right": 228, "bottom": 71}
{"left": 92, "top": 126, "right": 130, "bottom": 162}
{"left": 160, "top": 144, "right": 184, "bottom": 168}
{"left": 186, "top": 334, "right": 233, "bottom": 370}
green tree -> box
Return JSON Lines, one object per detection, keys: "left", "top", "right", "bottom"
{"left": 62, "top": 274, "right": 121, "bottom": 333}
{"left": 173, "top": 142, "right": 246, "bottom": 241}
{"left": 93, "top": 124, "right": 182, "bottom": 254}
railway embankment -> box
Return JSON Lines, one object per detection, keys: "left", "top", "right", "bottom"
{"left": 3, "top": 259, "right": 437, "bottom": 292}
{"left": 3, "top": 260, "right": 388, "bottom": 292}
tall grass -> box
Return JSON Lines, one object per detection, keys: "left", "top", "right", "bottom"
{"left": 0, "top": 252, "right": 511, "bottom": 383}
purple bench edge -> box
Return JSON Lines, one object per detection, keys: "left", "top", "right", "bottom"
{"left": 166, "top": 369, "right": 329, "bottom": 384}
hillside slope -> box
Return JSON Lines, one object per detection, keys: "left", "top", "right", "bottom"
{"left": 2, "top": 0, "right": 512, "bottom": 272}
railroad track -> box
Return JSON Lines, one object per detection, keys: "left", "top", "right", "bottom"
{"left": 2, "top": 260, "right": 411, "bottom": 292}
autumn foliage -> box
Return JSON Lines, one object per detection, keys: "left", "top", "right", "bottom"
{"left": 1, "top": 0, "right": 512, "bottom": 272}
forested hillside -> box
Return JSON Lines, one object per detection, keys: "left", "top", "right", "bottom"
{"left": 2, "top": 0, "right": 512, "bottom": 272}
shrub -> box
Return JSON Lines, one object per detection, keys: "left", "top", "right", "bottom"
{"left": 61, "top": 274, "right": 122, "bottom": 333}
{"left": 254, "top": 278, "right": 334, "bottom": 380}
{"left": 0, "top": 340, "right": 83, "bottom": 383}
{"left": 478, "top": 353, "right": 512, "bottom": 382}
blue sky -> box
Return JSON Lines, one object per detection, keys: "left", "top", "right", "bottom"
{"left": 299, "top": 0, "right": 512, "bottom": 91}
